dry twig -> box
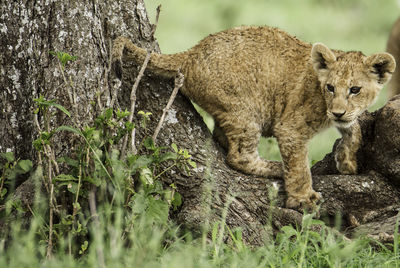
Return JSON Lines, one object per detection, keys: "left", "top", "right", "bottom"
{"left": 152, "top": 72, "right": 184, "bottom": 143}
{"left": 151, "top": 5, "right": 162, "bottom": 37}
{"left": 120, "top": 5, "right": 162, "bottom": 158}
{"left": 34, "top": 113, "right": 59, "bottom": 259}
{"left": 120, "top": 51, "right": 151, "bottom": 157}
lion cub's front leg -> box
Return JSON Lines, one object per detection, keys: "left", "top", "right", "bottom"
{"left": 277, "top": 134, "right": 321, "bottom": 210}
{"left": 335, "top": 122, "right": 361, "bottom": 174}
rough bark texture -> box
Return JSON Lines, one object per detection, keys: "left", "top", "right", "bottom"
{"left": 0, "top": 0, "right": 159, "bottom": 229}
{"left": 0, "top": 0, "right": 156, "bottom": 161}
{"left": 1, "top": 0, "right": 400, "bottom": 245}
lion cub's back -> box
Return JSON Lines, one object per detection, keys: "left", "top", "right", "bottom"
{"left": 180, "top": 26, "right": 312, "bottom": 115}
{"left": 186, "top": 26, "right": 311, "bottom": 74}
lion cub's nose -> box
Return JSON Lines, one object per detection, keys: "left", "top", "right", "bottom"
{"left": 332, "top": 111, "right": 346, "bottom": 118}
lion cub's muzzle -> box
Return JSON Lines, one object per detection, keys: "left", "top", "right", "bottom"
{"left": 328, "top": 110, "right": 355, "bottom": 128}
{"left": 332, "top": 111, "right": 346, "bottom": 119}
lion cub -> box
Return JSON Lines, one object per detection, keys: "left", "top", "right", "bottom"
{"left": 112, "top": 26, "right": 395, "bottom": 209}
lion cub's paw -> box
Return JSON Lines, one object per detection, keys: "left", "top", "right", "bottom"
{"left": 335, "top": 149, "right": 358, "bottom": 174}
{"left": 286, "top": 190, "right": 322, "bottom": 214}
{"left": 336, "top": 159, "right": 357, "bottom": 175}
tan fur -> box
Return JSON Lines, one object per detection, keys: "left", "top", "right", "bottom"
{"left": 113, "top": 26, "right": 395, "bottom": 209}
{"left": 387, "top": 17, "right": 400, "bottom": 97}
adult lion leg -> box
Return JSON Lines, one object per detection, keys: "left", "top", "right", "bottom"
{"left": 335, "top": 121, "right": 361, "bottom": 174}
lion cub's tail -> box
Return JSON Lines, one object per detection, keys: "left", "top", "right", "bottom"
{"left": 112, "top": 36, "right": 186, "bottom": 79}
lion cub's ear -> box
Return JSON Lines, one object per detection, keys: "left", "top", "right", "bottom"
{"left": 364, "top": 53, "right": 396, "bottom": 84}
{"left": 311, "top": 43, "right": 336, "bottom": 73}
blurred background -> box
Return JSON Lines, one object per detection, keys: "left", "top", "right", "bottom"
{"left": 144, "top": 0, "right": 400, "bottom": 163}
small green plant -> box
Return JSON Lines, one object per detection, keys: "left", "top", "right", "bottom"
{"left": 49, "top": 51, "right": 78, "bottom": 69}
{"left": 138, "top": 110, "right": 152, "bottom": 129}
{"left": 0, "top": 152, "right": 33, "bottom": 200}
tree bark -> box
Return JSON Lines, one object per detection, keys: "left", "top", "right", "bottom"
{"left": 1, "top": 0, "right": 400, "bottom": 245}
{"left": 0, "top": 0, "right": 156, "bottom": 161}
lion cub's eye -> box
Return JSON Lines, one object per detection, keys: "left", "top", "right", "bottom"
{"left": 326, "top": 84, "right": 335, "bottom": 93}
{"left": 349, "top": 86, "right": 361, "bottom": 95}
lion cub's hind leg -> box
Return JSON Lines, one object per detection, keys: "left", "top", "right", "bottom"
{"left": 213, "top": 122, "right": 229, "bottom": 150}
{"left": 222, "top": 121, "right": 283, "bottom": 178}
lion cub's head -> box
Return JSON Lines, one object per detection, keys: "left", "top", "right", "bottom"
{"left": 311, "top": 43, "right": 395, "bottom": 128}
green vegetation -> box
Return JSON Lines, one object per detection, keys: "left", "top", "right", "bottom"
{"left": 0, "top": 75, "right": 195, "bottom": 266}
{"left": 145, "top": 0, "right": 400, "bottom": 162}
{"left": 2, "top": 130, "right": 400, "bottom": 267}
{"left": 1, "top": 184, "right": 400, "bottom": 267}
{"left": 1, "top": 1, "right": 400, "bottom": 267}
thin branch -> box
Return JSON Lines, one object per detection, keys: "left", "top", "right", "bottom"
{"left": 35, "top": 111, "right": 58, "bottom": 259}
{"left": 33, "top": 114, "right": 49, "bottom": 193}
{"left": 58, "top": 61, "right": 79, "bottom": 117}
{"left": 152, "top": 72, "right": 184, "bottom": 143}
{"left": 45, "top": 111, "right": 55, "bottom": 259}
{"left": 36, "top": 112, "right": 60, "bottom": 175}
{"left": 120, "top": 51, "right": 151, "bottom": 157}
{"left": 154, "top": 162, "right": 177, "bottom": 180}
{"left": 151, "top": 5, "right": 162, "bottom": 37}
{"left": 58, "top": 61, "right": 74, "bottom": 108}
{"left": 120, "top": 5, "right": 162, "bottom": 159}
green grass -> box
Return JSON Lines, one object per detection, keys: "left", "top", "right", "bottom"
{"left": 1, "top": 206, "right": 399, "bottom": 267}
{"left": 2, "top": 1, "right": 400, "bottom": 266}
{"left": 144, "top": 0, "right": 399, "bottom": 163}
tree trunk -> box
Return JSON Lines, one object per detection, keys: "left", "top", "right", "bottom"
{"left": 0, "top": 0, "right": 159, "bottom": 231}
{"left": 1, "top": 0, "right": 156, "bottom": 161}
{"left": 1, "top": 0, "right": 399, "bottom": 245}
